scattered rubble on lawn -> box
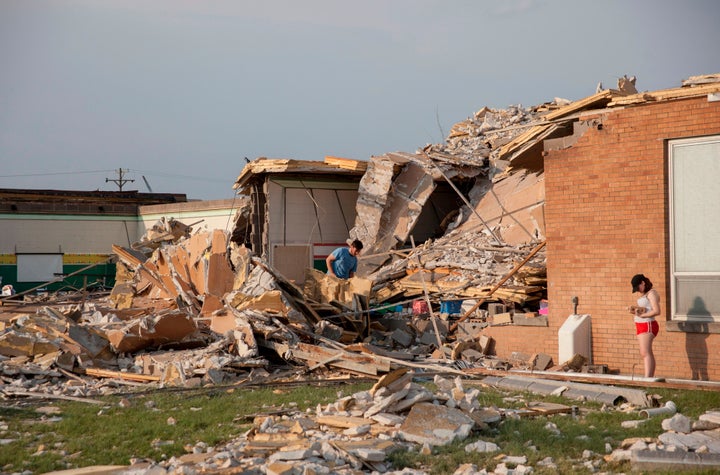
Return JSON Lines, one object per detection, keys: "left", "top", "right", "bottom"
{"left": 7, "top": 373, "right": 558, "bottom": 474}
{"left": 19, "top": 376, "right": 720, "bottom": 474}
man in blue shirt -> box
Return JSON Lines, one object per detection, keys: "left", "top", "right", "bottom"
{"left": 326, "top": 239, "right": 363, "bottom": 279}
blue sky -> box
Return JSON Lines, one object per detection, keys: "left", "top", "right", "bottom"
{"left": 1, "top": 0, "right": 718, "bottom": 200}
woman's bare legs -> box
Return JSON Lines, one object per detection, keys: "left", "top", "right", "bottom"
{"left": 637, "top": 332, "right": 655, "bottom": 377}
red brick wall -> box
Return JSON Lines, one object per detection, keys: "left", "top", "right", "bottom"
{"left": 540, "top": 95, "right": 720, "bottom": 379}
{"left": 479, "top": 324, "right": 558, "bottom": 365}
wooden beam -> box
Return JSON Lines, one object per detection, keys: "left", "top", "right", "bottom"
{"left": 410, "top": 235, "right": 446, "bottom": 360}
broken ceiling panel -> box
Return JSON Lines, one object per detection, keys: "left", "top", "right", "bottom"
{"left": 105, "top": 310, "right": 199, "bottom": 354}
{"left": 352, "top": 155, "right": 437, "bottom": 276}
{"left": 375, "top": 161, "right": 436, "bottom": 250}
{"left": 453, "top": 170, "right": 545, "bottom": 247}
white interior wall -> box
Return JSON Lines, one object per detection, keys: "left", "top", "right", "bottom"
{"left": 267, "top": 181, "right": 358, "bottom": 246}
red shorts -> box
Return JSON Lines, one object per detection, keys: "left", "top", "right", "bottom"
{"left": 635, "top": 320, "right": 659, "bottom": 336}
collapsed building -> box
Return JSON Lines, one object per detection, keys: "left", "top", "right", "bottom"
{"left": 1, "top": 73, "right": 720, "bottom": 400}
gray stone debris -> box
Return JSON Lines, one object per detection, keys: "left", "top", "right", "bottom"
{"left": 464, "top": 439, "right": 500, "bottom": 453}
{"left": 661, "top": 412, "right": 692, "bottom": 433}
{"left": 606, "top": 409, "right": 720, "bottom": 471}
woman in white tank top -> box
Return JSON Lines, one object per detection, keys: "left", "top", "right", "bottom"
{"left": 629, "top": 274, "right": 661, "bottom": 377}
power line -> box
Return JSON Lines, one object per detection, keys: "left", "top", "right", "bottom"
{"left": 0, "top": 168, "right": 229, "bottom": 184}
{"left": 0, "top": 169, "right": 113, "bottom": 178}
{"left": 127, "top": 168, "right": 230, "bottom": 184}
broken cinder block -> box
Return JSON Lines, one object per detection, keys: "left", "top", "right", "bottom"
{"left": 492, "top": 312, "right": 513, "bottom": 325}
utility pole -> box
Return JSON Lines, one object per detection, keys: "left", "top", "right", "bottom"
{"left": 105, "top": 168, "right": 134, "bottom": 191}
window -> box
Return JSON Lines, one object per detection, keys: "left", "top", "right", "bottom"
{"left": 669, "top": 135, "right": 720, "bottom": 321}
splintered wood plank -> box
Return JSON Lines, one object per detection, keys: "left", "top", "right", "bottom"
{"left": 524, "top": 401, "right": 572, "bottom": 415}
{"left": 210, "top": 229, "right": 229, "bottom": 254}
{"left": 206, "top": 253, "right": 234, "bottom": 297}
{"left": 372, "top": 281, "right": 406, "bottom": 303}
{"left": 85, "top": 368, "right": 160, "bottom": 382}
{"left": 609, "top": 82, "right": 720, "bottom": 106}
{"left": 265, "top": 340, "right": 389, "bottom": 375}
{"left": 324, "top": 155, "right": 369, "bottom": 172}
{"left": 683, "top": 73, "right": 720, "bottom": 85}
{"left": 370, "top": 367, "right": 411, "bottom": 395}
{"left": 497, "top": 124, "right": 553, "bottom": 162}
{"left": 112, "top": 244, "right": 147, "bottom": 268}
{"left": 543, "top": 89, "right": 615, "bottom": 121}
{"left": 348, "top": 343, "right": 416, "bottom": 361}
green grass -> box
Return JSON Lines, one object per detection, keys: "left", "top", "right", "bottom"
{"left": 1, "top": 381, "right": 720, "bottom": 474}
{"left": 0, "top": 382, "right": 363, "bottom": 474}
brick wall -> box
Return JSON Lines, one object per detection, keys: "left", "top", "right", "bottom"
{"left": 542, "top": 95, "right": 720, "bottom": 379}
{"left": 479, "top": 324, "right": 558, "bottom": 365}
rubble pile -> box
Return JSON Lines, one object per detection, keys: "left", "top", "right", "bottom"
{"left": 424, "top": 101, "right": 567, "bottom": 171}
{"left": 368, "top": 227, "right": 546, "bottom": 308}
{"left": 6, "top": 80, "right": 675, "bottom": 402}
{"left": 0, "top": 228, "right": 438, "bottom": 398}
{"left": 6, "top": 88, "right": 634, "bottom": 418}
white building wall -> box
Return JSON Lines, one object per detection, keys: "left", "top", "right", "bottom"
{"left": 0, "top": 214, "right": 139, "bottom": 254}
{"left": 138, "top": 199, "right": 245, "bottom": 237}
{"left": 0, "top": 199, "right": 244, "bottom": 256}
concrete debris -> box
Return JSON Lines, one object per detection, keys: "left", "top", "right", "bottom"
{"left": 602, "top": 409, "right": 720, "bottom": 471}
{"left": 481, "top": 375, "right": 655, "bottom": 408}
{"left": 398, "top": 402, "right": 475, "bottom": 446}
{"left": 465, "top": 439, "right": 500, "bottom": 453}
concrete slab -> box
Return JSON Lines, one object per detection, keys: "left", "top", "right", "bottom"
{"left": 398, "top": 402, "right": 474, "bottom": 446}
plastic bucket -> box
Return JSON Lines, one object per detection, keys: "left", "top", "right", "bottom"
{"left": 440, "top": 300, "right": 463, "bottom": 315}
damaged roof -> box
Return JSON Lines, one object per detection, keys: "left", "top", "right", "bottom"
{"left": 232, "top": 156, "right": 368, "bottom": 195}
